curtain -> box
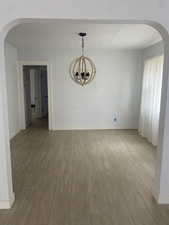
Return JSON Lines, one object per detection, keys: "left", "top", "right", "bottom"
{"left": 139, "top": 55, "right": 164, "bottom": 146}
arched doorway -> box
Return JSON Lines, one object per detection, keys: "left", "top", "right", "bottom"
{"left": 0, "top": 19, "right": 169, "bottom": 210}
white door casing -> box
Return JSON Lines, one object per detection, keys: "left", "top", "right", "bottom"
{"left": 23, "top": 67, "right": 32, "bottom": 127}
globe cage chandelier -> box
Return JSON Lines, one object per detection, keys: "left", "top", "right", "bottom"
{"left": 69, "top": 32, "right": 96, "bottom": 86}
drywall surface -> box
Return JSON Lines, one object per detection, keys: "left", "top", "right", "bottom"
{"left": 143, "top": 41, "right": 164, "bottom": 60}
{"left": 5, "top": 42, "right": 20, "bottom": 139}
{"left": 1, "top": 0, "right": 169, "bottom": 208}
{"left": 18, "top": 48, "right": 142, "bottom": 130}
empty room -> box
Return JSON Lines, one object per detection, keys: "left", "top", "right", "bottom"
{"left": 1, "top": 20, "right": 169, "bottom": 225}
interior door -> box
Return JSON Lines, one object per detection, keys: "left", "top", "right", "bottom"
{"left": 23, "top": 67, "right": 32, "bottom": 128}
{"left": 34, "top": 69, "right": 42, "bottom": 118}
{"left": 41, "top": 67, "right": 48, "bottom": 118}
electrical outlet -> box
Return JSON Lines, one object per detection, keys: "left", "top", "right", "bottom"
{"left": 113, "top": 113, "right": 118, "bottom": 123}
{"left": 113, "top": 117, "right": 117, "bottom": 122}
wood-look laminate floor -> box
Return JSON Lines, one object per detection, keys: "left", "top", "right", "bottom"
{"left": 1, "top": 119, "right": 169, "bottom": 225}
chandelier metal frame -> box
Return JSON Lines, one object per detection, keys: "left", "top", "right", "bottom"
{"left": 69, "top": 32, "right": 96, "bottom": 86}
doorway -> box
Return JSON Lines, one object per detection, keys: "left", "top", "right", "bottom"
{"left": 23, "top": 65, "right": 49, "bottom": 129}
{"left": 1, "top": 18, "right": 169, "bottom": 212}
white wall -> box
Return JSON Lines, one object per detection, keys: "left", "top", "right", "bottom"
{"left": 5, "top": 42, "right": 20, "bottom": 139}
{"left": 1, "top": 0, "right": 169, "bottom": 208}
{"left": 18, "top": 48, "right": 142, "bottom": 130}
{"left": 143, "top": 41, "right": 164, "bottom": 60}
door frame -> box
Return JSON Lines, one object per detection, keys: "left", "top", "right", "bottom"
{"left": 18, "top": 61, "right": 53, "bottom": 130}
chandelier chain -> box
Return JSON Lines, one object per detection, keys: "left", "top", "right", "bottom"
{"left": 82, "top": 36, "right": 84, "bottom": 56}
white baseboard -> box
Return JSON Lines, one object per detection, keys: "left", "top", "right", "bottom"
{"left": 157, "top": 194, "right": 169, "bottom": 204}
{"left": 0, "top": 192, "right": 15, "bottom": 209}
{"left": 152, "top": 188, "right": 169, "bottom": 204}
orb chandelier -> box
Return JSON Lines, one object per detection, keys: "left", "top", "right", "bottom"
{"left": 69, "top": 32, "right": 96, "bottom": 86}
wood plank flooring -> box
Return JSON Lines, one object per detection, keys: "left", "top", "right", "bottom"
{"left": 1, "top": 119, "right": 169, "bottom": 225}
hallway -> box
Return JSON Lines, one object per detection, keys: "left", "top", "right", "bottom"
{"left": 1, "top": 125, "right": 169, "bottom": 225}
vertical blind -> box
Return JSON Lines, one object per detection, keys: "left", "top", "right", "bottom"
{"left": 139, "top": 55, "right": 164, "bottom": 146}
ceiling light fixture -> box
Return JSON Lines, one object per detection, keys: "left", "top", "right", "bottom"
{"left": 69, "top": 32, "right": 96, "bottom": 86}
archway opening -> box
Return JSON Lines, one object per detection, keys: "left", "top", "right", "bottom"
{"left": 1, "top": 19, "right": 169, "bottom": 219}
